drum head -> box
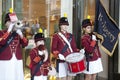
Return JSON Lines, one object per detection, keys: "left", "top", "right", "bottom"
{"left": 66, "top": 52, "right": 84, "bottom": 63}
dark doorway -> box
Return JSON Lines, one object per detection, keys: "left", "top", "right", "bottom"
{"left": 108, "top": 0, "right": 120, "bottom": 80}
{"left": 73, "top": 0, "right": 84, "bottom": 49}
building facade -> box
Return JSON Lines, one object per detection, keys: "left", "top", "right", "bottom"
{"left": 0, "top": 0, "right": 120, "bottom": 80}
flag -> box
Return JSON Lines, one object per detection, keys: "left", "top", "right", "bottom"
{"left": 94, "top": 0, "right": 120, "bottom": 56}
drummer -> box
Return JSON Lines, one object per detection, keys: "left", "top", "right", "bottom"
{"left": 51, "top": 17, "right": 79, "bottom": 80}
{"left": 81, "top": 19, "right": 103, "bottom": 80}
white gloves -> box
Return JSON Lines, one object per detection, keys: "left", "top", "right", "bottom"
{"left": 38, "top": 50, "right": 48, "bottom": 62}
{"left": 92, "top": 35, "right": 97, "bottom": 41}
{"left": 43, "top": 50, "right": 48, "bottom": 62}
{"left": 80, "top": 49, "right": 85, "bottom": 54}
{"left": 58, "top": 54, "right": 65, "bottom": 60}
{"left": 16, "top": 29, "right": 23, "bottom": 38}
{"left": 7, "top": 23, "right": 15, "bottom": 32}
{"left": 38, "top": 51, "right": 44, "bottom": 55}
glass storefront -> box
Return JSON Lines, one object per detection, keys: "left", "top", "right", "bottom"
{"left": 84, "top": 0, "right": 95, "bottom": 21}
{"left": 1, "top": 0, "right": 104, "bottom": 79}
{"left": 2, "top": 0, "right": 61, "bottom": 79}
{"left": 2, "top": 0, "right": 119, "bottom": 80}
{"left": 22, "top": 0, "right": 61, "bottom": 36}
{"left": 2, "top": 0, "right": 61, "bottom": 36}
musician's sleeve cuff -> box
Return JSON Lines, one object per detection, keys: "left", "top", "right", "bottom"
{"left": 22, "top": 37, "right": 28, "bottom": 43}
{"left": 53, "top": 51, "right": 59, "bottom": 54}
{"left": 53, "top": 51, "right": 59, "bottom": 58}
{"left": 2, "top": 32, "right": 10, "bottom": 40}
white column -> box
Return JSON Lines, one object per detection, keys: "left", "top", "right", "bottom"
{"left": 46, "top": 0, "right": 50, "bottom": 37}
{"left": 11, "top": 0, "right": 14, "bottom": 9}
{"left": 61, "top": 0, "right": 73, "bottom": 33}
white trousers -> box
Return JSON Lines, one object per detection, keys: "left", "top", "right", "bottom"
{"left": 0, "top": 54, "right": 24, "bottom": 80}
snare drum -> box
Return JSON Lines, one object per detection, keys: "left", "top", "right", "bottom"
{"left": 66, "top": 52, "right": 86, "bottom": 73}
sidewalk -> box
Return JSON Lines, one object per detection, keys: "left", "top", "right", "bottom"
{"left": 24, "top": 67, "right": 107, "bottom": 80}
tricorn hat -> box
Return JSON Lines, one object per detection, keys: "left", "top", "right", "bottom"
{"left": 59, "top": 17, "right": 69, "bottom": 26}
{"left": 82, "top": 19, "right": 92, "bottom": 28}
{"left": 34, "top": 33, "right": 44, "bottom": 42}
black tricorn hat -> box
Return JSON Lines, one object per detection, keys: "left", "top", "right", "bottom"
{"left": 59, "top": 17, "right": 69, "bottom": 26}
{"left": 4, "top": 13, "right": 11, "bottom": 24}
{"left": 34, "top": 33, "right": 45, "bottom": 42}
{"left": 82, "top": 19, "right": 92, "bottom": 28}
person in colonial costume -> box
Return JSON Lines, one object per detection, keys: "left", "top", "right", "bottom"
{"left": 51, "top": 17, "right": 79, "bottom": 80}
{"left": 29, "top": 33, "right": 50, "bottom": 80}
{"left": 0, "top": 12, "right": 28, "bottom": 80}
{"left": 81, "top": 19, "right": 103, "bottom": 80}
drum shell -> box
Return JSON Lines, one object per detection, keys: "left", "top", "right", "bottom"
{"left": 65, "top": 53, "right": 86, "bottom": 73}
{"left": 68, "top": 58, "right": 86, "bottom": 73}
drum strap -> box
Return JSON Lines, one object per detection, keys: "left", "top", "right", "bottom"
{"left": 85, "top": 49, "right": 95, "bottom": 71}
{"left": 31, "top": 61, "right": 43, "bottom": 80}
{"left": 85, "top": 45, "right": 97, "bottom": 71}
{"left": 58, "top": 32, "right": 73, "bottom": 53}
{"left": 56, "top": 33, "right": 72, "bottom": 72}
{"left": 85, "top": 52, "right": 90, "bottom": 71}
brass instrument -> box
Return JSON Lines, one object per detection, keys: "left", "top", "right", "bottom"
{"left": 14, "top": 20, "right": 23, "bottom": 29}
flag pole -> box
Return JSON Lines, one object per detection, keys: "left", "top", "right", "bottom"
{"left": 11, "top": 0, "right": 14, "bottom": 11}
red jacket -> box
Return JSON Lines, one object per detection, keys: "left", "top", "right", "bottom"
{"left": 0, "top": 30, "right": 28, "bottom": 60}
{"left": 81, "top": 34, "right": 101, "bottom": 61}
{"left": 30, "top": 48, "right": 50, "bottom": 76}
{"left": 51, "top": 32, "right": 78, "bottom": 58}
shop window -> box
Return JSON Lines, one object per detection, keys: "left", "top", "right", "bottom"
{"left": 2, "top": 0, "right": 61, "bottom": 80}
{"left": 84, "top": 0, "right": 95, "bottom": 21}
{"left": 22, "top": 0, "right": 61, "bottom": 37}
